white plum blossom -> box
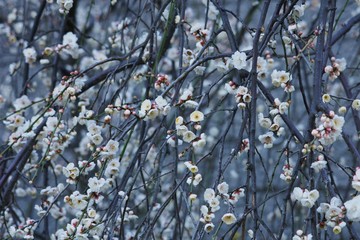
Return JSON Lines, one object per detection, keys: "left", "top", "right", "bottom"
{"left": 204, "top": 188, "right": 215, "bottom": 202}
{"left": 231, "top": 51, "right": 247, "bottom": 70}
{"left": 141, "top": 99, "right": 152, "bottom": 111}
{"left": 351, "top": 167, "right": 360, "bottom": 191}
{"left": 217, "top": 182, "right": 229, "bottom": 195}
{"left": 23, "top": 47, "right": 37, "bottom": 64}
{"left": 310, "top": 154, "right": 327, "bottom": 173}
{"left": 204, "top": 222, "right": 215, "bottom": 232}
{"left": 184, "top": 161, "right": 198, "bottom": 173}
{"left": 258, "top": 132, "right": 275, "bottom": 148}
{"left": 186, "top": 173, "right": 202, "bottom": 186}
{"left": 62, "top": 163, "right": 79, "bottom": 184}
{"left": 311, "top": 112, "right": 344, "bottom": 146}
{"left": 183, "top": 130, "right": 197, "bottom": 143}
{"left": 88, "top": 177, "right": 106, "bottom": 193}
{"left": 344, "top": 195, "right": 360, "bottom": 221}
{"left": 57, "top": 0, "right": 74, "bottom": 14}
{"left": 292, "top": 230, "right": 313, "bottom": 240}
{"left": 190, "top": 110, "right": 204, "bottom": 122}
{"left": 292, "top": 4, "right": 305, "bottom": 18}
{"left": 352, "top": 99, "right": 360, "bottom": 111}
{"left": 324, "top": 57, "right": 347, "bottom": 81}
{"left": 221, "top": 213, "right": 237, "bottom": 225}
{"left": 292, "top": 187, "right": 319, "bottom": 208}
{"left": 59, "top": 32, "right": 79, "bottom": 58}
{"left": 280, "top": 164, "right": 293, "bottom": 182}
{"left": 13, "top": 95, "right": 32, "bottom": 111}
{"left": 105, "top": 140, "right": 119, "bottom": 155}
{"left": 258, "top": 113, "right": 272, "bottom": 129}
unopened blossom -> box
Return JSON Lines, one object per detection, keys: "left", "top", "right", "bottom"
{"left": 280, "top": 164, "right": 293, "bottom": 182}
{"left": 221, "top": 213, "right": 237, "bottom": 225}
{"left": 190, "top": 110, "right": 204, "bottom": 122}
{"left": 224, "top": 81, "right": 238, "bottom": 94}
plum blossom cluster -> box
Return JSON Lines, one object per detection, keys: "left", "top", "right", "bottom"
{"left": 311, "top": 111, "right": 344, "bottom": 146}
{"left": 184, "top": 161, "right": 202, "bottom": 186}
{"left": 324, "top": 57, "right": 347, "bottom": 81}
{"left": 1, "top": 0, "right": 360, "bottom": 239}
{"left": 292, "top": 187, "right": 319, "bottom": 208}
{"left": 292, "top": 230, "right": 312, "bottom": 240}
{"left": 55, "top": 32, "right": 80, "bottom": 59}
{"left": 139, "top": 96, "right": 171, "bottom": 120}
{"left": 257, "top": 107, "right": 286, "bottom": 149}
{"left": 224, "top": 83, "right": 251, "bottom": 109}
{"left": 57, "top": 0, "right": 74, "bottom": 14}
{"left": 200, "top": 182, "right": 244, "bottom": 233}
{"left": 280, "top": 164, "right": 294, "bottom": 183}
{"left": 271, "top": 69, "right": 294, "bottom": 92}
{"left": 167, "top": 110, "right": 206, "bottom": 150}
{"left": 317, "top": 197, "right": 346, "bottom": 234}
{"left": 154, "top": 74, "right": 170, "bottom": 91}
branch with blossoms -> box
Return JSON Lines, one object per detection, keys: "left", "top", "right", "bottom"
{"left": 1, "top": 0, "right": 360, "bottom": 239}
